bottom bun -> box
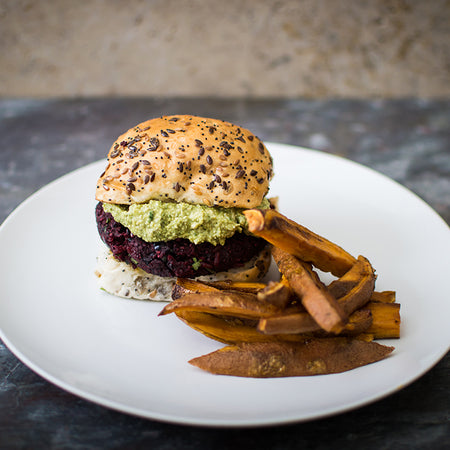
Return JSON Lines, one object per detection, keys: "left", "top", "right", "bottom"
{"left": 95, "top": 244, "right": 271, "bottom": 301}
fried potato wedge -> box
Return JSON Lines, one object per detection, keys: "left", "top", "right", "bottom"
{"left": 272, "top": 247, "right": 347, "bottom": 333}
{"left": 175, "top": 310, "right": 309, "bottom": 344}
{"left": 370, "top": 291, "right": 396, "bottom": 303}
{"left": 256, "top": 276, "right": 293, "bottom": 309}
{"left": 258, "top": 300, "right": 397, "bottom": 338}
{"left": 206, "top": 280, "right": 267, "bottom": 293}
{"left": 176, "top": 307, "right": 372, "bottom": 345}
{"left": 159, "top": 291, "right": 282, "bottom": 319}
{"left": 172, "top": 278, "right": 220, "bottom": 300}
{"left": 334, "top": 256, "right": 376, "bottom": 315}
{"left": 244, "top": 209, "right": 356, "bottom": 276}
{"left": 365, "top": 301, "right": 401, "bottom": 338}
{"left": 258, "top": 306, "right": 373, "bottom": 336}
{"left": 189, "top": 339, "right": 394, "bottom": 377}
{"left": 172, "top": 279, "right": 266, "bottom": 300}
{"left": 327, "top": 255, "right": 374, "bottom": 299}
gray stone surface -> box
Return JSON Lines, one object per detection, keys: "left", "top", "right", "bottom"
{"left": 0, "top": 98, "right": 449, "bottom": 449}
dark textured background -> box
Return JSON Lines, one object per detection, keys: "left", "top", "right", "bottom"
{"left": 0, "top": 98, "right": 449, "bottom": 449}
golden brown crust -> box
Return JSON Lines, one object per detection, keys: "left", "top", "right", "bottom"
{"left": 96, "top": 115, "right": 273, "bottom": 208}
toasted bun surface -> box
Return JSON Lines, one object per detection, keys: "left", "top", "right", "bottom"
{"left": 95, "top": 245, "right": 271, "bottom": 301}
{"left": 96, "top": 115, "right": 273, "bottom": 208}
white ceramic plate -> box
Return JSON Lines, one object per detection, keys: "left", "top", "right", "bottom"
{"left": 0, "top": 143, "right": 449, "bottom": 427}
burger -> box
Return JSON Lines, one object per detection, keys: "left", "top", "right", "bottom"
{"left": 94, "top": 115, "right": 274, "bottom": 300}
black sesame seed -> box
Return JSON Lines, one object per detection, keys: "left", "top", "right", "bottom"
{"left": 161, "top": 130, "right": 169, "bottom": 137}
{"left": 166, "top": 129, "right": 175, "bottom": 134}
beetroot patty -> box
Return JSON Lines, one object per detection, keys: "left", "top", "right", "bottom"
{"left": 96, "top": 202, "right": 266, "bottom": 278}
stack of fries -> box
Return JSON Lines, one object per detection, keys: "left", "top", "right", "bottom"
{"left": 159, "top": 209, "right": 400, "bottom": 378}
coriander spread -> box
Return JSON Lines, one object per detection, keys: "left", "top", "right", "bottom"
{"left": 102, "top": 198, "right": 269, "bottom": 246}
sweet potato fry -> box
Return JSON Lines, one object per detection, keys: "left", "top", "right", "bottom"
{"left": 258, "top": 305, "right": 372, "bottom": 335}
{"left": 189, "top": 339, "right": 394, "bottom": 377}
{"left": 256, "top": 276, "right": 293, "bottom": 308}
{"left": 244, "top": 209, "right": 356, "bottom": 276}
{"left": 370, "top": 291, "right": 396, "bottom": 303}
{"left": 159, "top": 291, "right": 281, "bottom": 319}
{"left": 335, "top": 256, "right": 376, "bottom": 315}
{"left": 172, "top": 278, "right": 220, "bottom": 300}
{"left": 175, "top": 310, "right": 264, "bottom": 344}
{"left": 327, "top": 256, "right": 371, "bottom": 298}
{"left": 272, "top": 247, "right": 347, "bottom": 333}
{"left": 176, "top": 305, "right": 372, "bottom": 344}
{"left": 206, "top": 280, "right": 267, "bottom": 293}
{"left": 365, "top": 301, "right": 401, "bottom": 338}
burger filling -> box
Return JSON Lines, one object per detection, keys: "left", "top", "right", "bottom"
{"left": 96, "top": 201, "right": 269, "bottom": 278}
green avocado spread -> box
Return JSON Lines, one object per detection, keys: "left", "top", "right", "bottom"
{"left": 102, "top": 198, "right": 270, "bottom": 246}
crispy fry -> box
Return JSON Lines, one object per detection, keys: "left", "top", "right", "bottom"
{"left": 189, "top": 339, "right": 394, "bottom": 377}
{"left": 336, "top": 256, "right": 376, "bottom": 315}
{"left": 175, "top": 310, "right": 314, "bottom": 344}
{"left": 172, "top": 278, "right": 220, "bottom": 300}
{"left": 206, "top": 280, "right": 267, "bottom": 293}
{"left": 342, "top": 309, "right": 373, "bottom": 335}
{"left": 175, "top": 310, "right": 263, "bottom": 344}
{"left": 327, "top": 256, "right": 372, "bottom": 298}
{"left": 259, "top": 301, "right": 398, "bottom": 339}
{"left": 272, "top": 247, "right": 347, "bottom": 333}
{"left": 364, "top": 301, "right": 401, "bottom": 338}
{"left": 172, "top": 279, "right": 266, "bottom": 300}
{"left": 370, "top": 291, "right": 396, "bottom": 303}
{"left": 258, "top": 309, "right": 319, "bottom": 334}
{"left": 258, "top": 307, "right": 372, "bottom": 336}
{"left": 159, "top": 291, "right": 281, "bottom": 319}
{"left": 256, "top": 276, "right": 293, "bottom": 308}
{"left": 244, "top": 209, "right": 356, "bottom": 276}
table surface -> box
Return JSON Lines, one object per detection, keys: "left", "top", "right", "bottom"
{"left": 0, "top": 98, "right": 449, "bottom": 449}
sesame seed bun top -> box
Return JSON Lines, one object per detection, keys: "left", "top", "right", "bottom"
{"left": 95, "top": 115, "right": 273, "bottom": 208}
